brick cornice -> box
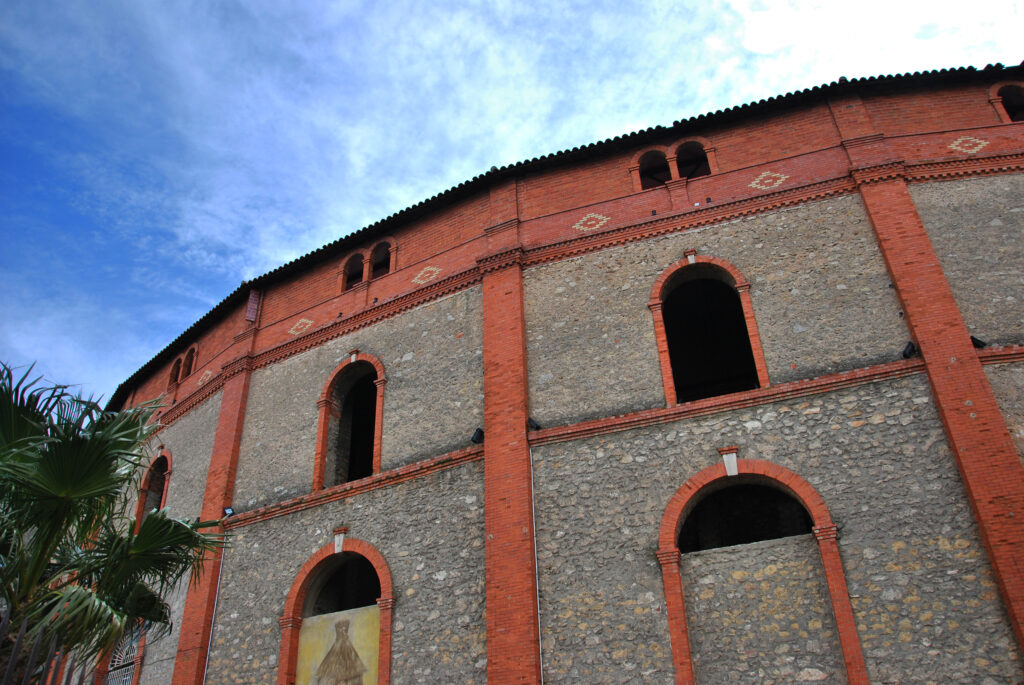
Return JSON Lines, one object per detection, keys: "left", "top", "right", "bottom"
{"left": 851, "top": 160, "right": 906, "bottom": 186}
{"left": 476, "top": 246, "right": 524, "bottom": 274}
{"left": 221, "top": 354, "right": 253, "bottom": 379}
{"left": 233, "top": 327, "right": 256, "bottom": 344}
{"left": 905, "top": 151, "right": 1024, "bottom": 183}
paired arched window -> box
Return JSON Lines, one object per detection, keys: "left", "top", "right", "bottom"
{"left": 344, "top": 254, "right": 365, "bottom": 291}
{"left": 342, "top": 242, "right": 395, "bottom": 292}
{"left": 651, "top": 257, "right": 767, "bottom": 405}
{"left": 167, "top": 358, "right": 181, "bottom": 391}
{"left": 998, "top": 85, "right": 1024, "bottom": 122}
{"left": 314, "top": 353, "right": 386, "bottom": 490}
{"left": 638, "top": 150, "right": 671, "bottom": 189}
{"left": 181, "top": 347, "right": 196, "bottom": 378}
{"left": 674, "top": 141, "right": 711, "bottom": 179}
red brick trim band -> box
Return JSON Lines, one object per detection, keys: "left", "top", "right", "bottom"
{"left": 150, "top": 158, "right": 1021, "bottom": 435}
{"left": 278, "top": 537, "right": 394, "bottom": 685}
{"left": 312, "top": 351, "right": 387, "bottom": 490}
{"left": 225, "top": 444, "right": 483, "bottom": 529}
{"left": 657, "top": 460, "right": 867, "bottom": 684}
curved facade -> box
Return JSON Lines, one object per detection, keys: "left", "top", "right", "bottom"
{"left": 110, "top": 64, "right": 1024, "bottom": 684}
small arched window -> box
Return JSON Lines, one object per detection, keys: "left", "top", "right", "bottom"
{"left": 140, "top": 455, "right": 169, "bottom": 522}
{"left": 103, "top": 628, "right": 142, "bottom": 685}
{"left": 370, "top": 243, "right": 392, "bottom": 280}
{"left": 675, "top": 141, "right": 711, "bottom": 179}
{"left": 344, "top": 254, "right": 365, "bottom": 291}
{"left": 638, "top": 150, "right": 671, "bottom": 189}
{"left": 998, "top": 85, "right": 1024, "bottom": 122}
{"left": 181, "top": 347, "right": 196, "bottom": 378}
{"left": 167, "top": 358, "right": 181, "bottom": 391}
{"left": 326, "top": 362, "right": 378, "bottom": 486}
{"left": 304, "top": 552, "right": 382, "bottom": 617}
{"left": 678, "top": 483, "right": 812, "bottom": 553}
{"left": 660, "top": 263, "right": 760, "bottom": 402}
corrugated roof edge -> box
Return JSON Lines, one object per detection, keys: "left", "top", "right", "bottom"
{"left": 107, "top": 61, "right": 1023, "bottom": 410}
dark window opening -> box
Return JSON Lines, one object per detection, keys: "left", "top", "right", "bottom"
{"left": 662, "top": 268, "right": 759, "bottom": 402}
{"left": 181, "top": 348, "right": 195, "bottom": 378}
{"left": 344, "top": 255, "right": 364, "bottom": 291}
{"left": 639, "top": 151, "right": 671, "bottom": 189}
{"left": 370, "top": 243, "right": 391, "bottom": 280}
{"left": 305, "top": 552, "right": 381, "bottom": 616}
{"left": 327, "top": 362, "right": 377, "bottom": 486}
{"left": 999, "top": 85, "right": 1024, "bottom": 122}
{"left": 678, "top": 484, "right": 812, "bottom": 553}
{"left": 142, "top": 456, "right": 168, "bottom": 521}
{"left": 676, "top": 142, "right": 711, "bottom": 179}
{"left": 167, "top": 359, "right": 181, "bottom": 390}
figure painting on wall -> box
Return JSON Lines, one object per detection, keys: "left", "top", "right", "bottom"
{"left": 311, "top": 619, "right": 366, "bottom": 685}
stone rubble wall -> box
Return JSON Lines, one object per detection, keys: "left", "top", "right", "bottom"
{"left": 531, "top": 375, "right": 1021, "bottom": 683}
{"left": 523, "top": 194, "right": 908, "bottom": 428}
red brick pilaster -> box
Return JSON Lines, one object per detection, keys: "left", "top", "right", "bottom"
{"left": 857, "top": 174, "right": 1024, "bottom": 649}
{"left": 171, "top": 353, "right": 253, "bottom": 685}
{"left": 479, "top": 244, "right": 543, "bottom": 683}
{"left": 656, "top": 549, "right": 694, "bottom": 684}
{"left": 814, "top": 525, "right": 868, "bottom": 684}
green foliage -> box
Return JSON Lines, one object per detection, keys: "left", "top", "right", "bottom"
{"left": 0, "top": 362, "right": 224, "bottom": 661}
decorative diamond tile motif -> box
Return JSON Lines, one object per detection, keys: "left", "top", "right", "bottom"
{"left": 197, "top": 370, "right": 213, "bottom": 386}
{"left": 749, "top": 171, "right": 790, "bottom": 190}
{"left": 288, "top": 318, "right": 314, "bottom": 336}
{"left": 949, "top": 136, "right": 989, "bottom": 154}
{"left": 572, "top": 213, "right": 611, "bottom": 232}
{"left": 412, "top": 266, "right": 442, "bottom": 284}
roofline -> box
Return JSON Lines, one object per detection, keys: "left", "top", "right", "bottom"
{"left": 107, "top": 61, "right": 1023, "bottom": 410}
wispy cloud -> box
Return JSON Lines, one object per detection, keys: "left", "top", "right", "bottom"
{"left": 0, "top": 0, "right": 1019, "bottom": 398}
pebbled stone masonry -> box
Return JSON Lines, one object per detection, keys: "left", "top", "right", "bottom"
{"left": 986, "top": 362, "right": 1024, "bottom": 465}
{"left": 205, "top": 461, "right": 485, "bottom": 685}
{"left": 531, "top": 374, "right": 1021, "bottom": 683}
{"left": 680, "top": 534, "right": 845, "bottom": 684}
{"left": 232, "top": 288, "right": 483, "bottom": 510}
{"left": 911, "top": 174, "right": 1024, "bottom": 346}
{"left": 523, "top": 194, "right": 907, "bottom": 428}
{"left": 140, "top": 390, "right": 222, "bottom": 685}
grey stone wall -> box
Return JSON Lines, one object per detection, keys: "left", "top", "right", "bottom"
{"left": 523, "top": 194, "right": 907, "bottom": 428}
{"left": 140, "top": 390, "right": 222, "bottom": 684}
{"left": 233, "top": 288, "right": 483, "bottom": 510}
{"left": 205, "top": 461, "right": 486, "bottom": 685}
{"left": 680, "top": 535, "right": 844, "bottom": 684}
{"left": 987, "top": 361, "right": 1024, "bottom": 465}
{"left": 911, "top": 174, "right": 1024, "bottom": 346}
{"left": 532, "top": 375, "right": 1021, "bottom": 683}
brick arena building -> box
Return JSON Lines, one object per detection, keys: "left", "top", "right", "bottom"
{"left": 105, "top": 64, "right": 1024, "bottom": 683}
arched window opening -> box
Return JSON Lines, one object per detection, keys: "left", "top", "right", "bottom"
{"left": 167, "top": 358, "right": 181, "bottom": 391}
{"left": 181, "top": 348, "right": 195, "bottom": 378}
{"left": 141, "top": 456, "right": 169, "bottom": 521}
{"left": 638, "top": 150, "right": 671, "bottom": 189}
{"left": 304, "top": 552, "right": 382, "bottom": 617}
{"left": 998, "top": 85, "right": 1024, "bottom": 122}
{"left": 103, "top": 628, "right": 141, "bottom": 685}
{"left": 344, "top": 255, "right": 365, "bottom": 291}
{"left": 370, "top": 243, "right": 391, "bottom": 280}
{"left": 327, "top": 362, "right": 378, "bottom": 486}
{"left": 676, "top": 142, "right": 711, "bottom": 179}
{"left": 678, "top": 483, "right": 812, "bottom": 553}
{"left": 662, "top": 265, "right": 760, "bottom": 402}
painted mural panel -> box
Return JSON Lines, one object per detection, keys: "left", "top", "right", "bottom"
{"left": 297, "top": 605, "right": 379, "bottom": 685}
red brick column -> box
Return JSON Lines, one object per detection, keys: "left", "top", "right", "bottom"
{"left": 480, "top": 248, "right": 543, "bottom": 683}
{"left": 171, "top": 355, "right": 253, "bottom": 685}
{"left": 857, "top": 173, "right": 1024, "bottom": 650}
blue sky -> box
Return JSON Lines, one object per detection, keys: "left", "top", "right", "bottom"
{"left": 1, "top": 0, "right": 1020, "bottom": 401}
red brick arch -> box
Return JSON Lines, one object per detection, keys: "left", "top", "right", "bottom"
{"left": 313, "top": 351, "right": 387, "bottom": 490}
{"left": 669, "top": 135, "right": 719, "bottom": 175}
{"left": 656, "top": 459, "right": 867, "bottom": 684}
{"left": 278, "top": 536, "right": 394, "bottom": 685}
{"left": 648, "top": 254, "right": 770, "bottom": 406}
